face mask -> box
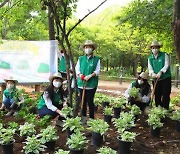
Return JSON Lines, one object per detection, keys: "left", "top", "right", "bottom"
{"left": 152, "top": 49, "right": 159, "bottom": 55}
{"left": 138, "top": 80, "right": 144, "bottom": 85}
{"left": 53, "top": 81, "right": 62, "bottom": 88}
{"left": 7, "top": 84, "right": 14, "bottom": 89}
{"left": 85, "top": 48, "right": 93, "bottom": 55}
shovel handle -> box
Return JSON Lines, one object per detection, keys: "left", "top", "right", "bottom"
{"left": 81, "top": 81, "right": 87, "bottom": 110}
{"left": 150, "top": 78, "right": 159, "bottom": 107}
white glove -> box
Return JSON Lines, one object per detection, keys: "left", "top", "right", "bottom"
{"left": 84, "top": 74, "right": 92, "bottom": 81}
{"left": 63, "top": 80, "right": 68, "bottom": 85}
{"left": 152, "top": 72, "right": 157, "bottom": 78}
{"left": 156, "top": 71, "right": 162, "bottom": 79}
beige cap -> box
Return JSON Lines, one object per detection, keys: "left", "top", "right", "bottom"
{"left": 49, "top": 72, "right": 63, "bottom": 82}
{"left": 4, "top": 76, "right": 18, "bottom": 84}
{"left": 150, "top": 41, "right": 162, "bottom": 48}
{"left": 139, "top": 72, "right": 148, "bottom": 80}
{"left": 82, "top": 40, "right": 97, "bottom": 49}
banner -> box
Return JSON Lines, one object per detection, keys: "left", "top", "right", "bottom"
{"left": 0, "top": 40, "right": 58, "bottom": 83}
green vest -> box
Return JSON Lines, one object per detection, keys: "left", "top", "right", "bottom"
{"left": 3, "top": 88, "right": 16, "bottom": 99}
{"left": 77, "top": 55, "right": 100, "bottom": 88}
{"left": 58, "top": 56, "right": 66, "bottom": 73}
{"left": 148, "top": 52, "right": 171, "bottom": 80}
{"left": 37, "top": 91, "right": 62, "bottom": 110}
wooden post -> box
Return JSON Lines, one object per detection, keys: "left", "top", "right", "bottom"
{"left": 175, "top": 64, "right": 179, "bottom": 88}
{"left": 35, "top": 85, "right": 40, "bottom": 92}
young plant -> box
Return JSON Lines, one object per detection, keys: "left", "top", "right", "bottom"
{"left": 170, "top": 109, "right": 180, "bottom": 121}
{"left": 19, "top": 122, "right": 36, "bottom": 137}
{"left": 7, "top": 122, "right": 19, "bottom": 132}
{"left": 112, "top": 97, "right": 126, "bottom": 108}
{"left": 23, "top": 135, "right": 46, "bottom": 154}
{"left": 38, "top": 126, "right": 59, "bottom": 144}
{"left": 147, "top": 114, "right": 163, "bottom": 130}
{"left": 130, "top": 104, "right": 142, "bottom": 116}
{"left": 66, "top": 130, "right": 88, "bottom": 150}
{"left": 0, "top": 128, "right": 15, "bottom": 145}
{"left": 0, "top": 111, "right": 4, "bottom": 122}
{"left": 149, "top": 106, "right": 168, "bottom": 119}
{"left": 37, "top": 115, "right": 51, "bottom": 128}
{"left": 129, "top": 87, "right": 139, "bottom": 98}
{"left": 120, "top": 131, "right": 137, "bottom": 142}
{"left": 87, "top": 119, "right": 109, "bottom": 135}
{"left": 103, "top": 106, "right": 113, "bottom": 116}
{"left": 97, "top": 146, "right": 117, "bottom": 154}
{"left": 55, "top": 149, "right": 70, "bottom": 154}
{"left": 61, "top": 106, "right": 73, "bottom": 118}
{"left": 62, "top": 117, "right": 84, "bottom": 132}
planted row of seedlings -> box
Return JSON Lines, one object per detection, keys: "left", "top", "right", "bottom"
{"left": 0, "top": 90, "right": 180, "bottom": 154}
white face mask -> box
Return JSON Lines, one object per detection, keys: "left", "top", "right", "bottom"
{"left": 138, "top": 80, "right": 144, "bottom": 85}
{"left": 53, "top": 81, "right": 62, "bottom": 88}
{"left": 85, "top": 48, "right": 93, "bottom": 55}
{"left": 7, "top": 84, "right": 14, "bottom": 89}
{"left": 152, "top": 49, "right": 159, "bottom": 55}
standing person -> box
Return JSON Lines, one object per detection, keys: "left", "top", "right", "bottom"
{"left": 37, "top": 72, "right": 67, "bottom": 126}
{"left": 124, "top": 72, "right": 151, "bottom": 111}
{"left": 0, "top": 77, "right": 24, "bottom": 116}
{"left": 75, "top": 40, "right": 100, "bottom": 124}
{"left": 148, "top": 41, "right": 171, "bottom": 109}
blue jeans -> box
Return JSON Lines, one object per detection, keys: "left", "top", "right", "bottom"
{"left": 3, "top": 97, "right": 14, "bottom": 110}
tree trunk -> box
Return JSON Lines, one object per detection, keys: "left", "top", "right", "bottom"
{"left": 48, "top": 5, "right": 55, "bottom": 40}
{"left": 133, "top": 58, "right": 138, "bottom": 76}
{"left": 173, "top": 0, "right": 180, "bottom": 63}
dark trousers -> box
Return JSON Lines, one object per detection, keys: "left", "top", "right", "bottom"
{"left": 153, "top": 77, "right": 171, "bottom": 110}
{"left": 79, "top": 88, "right": 97, "bottom": 119}
{"left": 128, "top": 97, "right": 149, "bottom": 111}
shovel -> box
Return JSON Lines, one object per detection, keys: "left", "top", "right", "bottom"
{"left": 144, "top": 78, "right": 159, "bottom": 114}
{"left": 81, "top": 81, "right": 87, "bottom": 111}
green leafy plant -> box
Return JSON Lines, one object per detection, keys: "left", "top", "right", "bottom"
{"left": 130, "top": 104, "right": 142, "bottom": 115}
{"left": 0, "top": 111, "right": 4, "bottom": 122}
{"left": 149, "top": 106, "right": 168, "bottom": 119}
{"left": 19, "top": 122, "right": 36, "bottom": 137}
{"left": 0, "top": 128, "right": 15, "bottom": 145}
{"left": 120, "top": 131, "right": 137, "bottom": 142}
{"left": 38, "top": 126, "right": 59, "bottom": 143}
{"left": 87, "top": 119, "right": 109, "bottom": 135}
{"left": 24, "top": 113, "right": 37, "bottom": 124}
{"left": 147, "top": 114, "right": 163, "bottom": 130}
{"left": 62, "top": 117, "right": 84, "bottom": 132}
{"left": 7, "top": 122, "right": 19, "bottom": 132}
{"left": 129, "top": 87, "right": 139, "bottom": 98}
{"left": 97, "top": 146, "right": 117, "bottom": 154}
{"left": 55, "top": 149, "right": 70, "bottom": 154}
{"left": 23, "top": 135, "right": 46, "bottom": 154}
{"left": 112, "top": 97, "right": 126, "bottom": 108}
{"left": 103, "top": 106, "right": 113, "bottom": 116}
{"left": 66, "top": 130, "right": 88, "bottom": 150}
{"left": 61, "top": 106, "right": 73, "bottom": 118}
{"left": 170, "top": 109, "right": 180, "bottom": 121}
{"left": 36, "top": 115, "right": 51, "bottom": 128}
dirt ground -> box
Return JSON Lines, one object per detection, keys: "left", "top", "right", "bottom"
{"left": 0, "top": 80, "right": 180, "bottom": 154}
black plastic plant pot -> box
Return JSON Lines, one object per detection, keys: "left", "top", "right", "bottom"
{"left": 102, "top": 102, "right": 109, "bottom": 108}
{"left": 117, "top": 136, "right": 131, "bottom": 154}
{"left": 92, "top": 132, "right": 103, "bottom": 147}
{"left": 1, "top": 143, "right": 14, "bottom": 154}
{"left": 104, "top": 114, "right": 112, "bottom": 124}
{"left": 175, "top": 120, "right": 180, "bottom": 132}
{"left": 150, "top": 127, "right": 161, "bottom": 138}
{"left": 45, "top": 140, "right": 56, "bottom": 151}
{"left": 69, "top": 148, "right": 84, "bottom": 154}
{"left": 113, "top": 107, "right": 121, "bottom": 118}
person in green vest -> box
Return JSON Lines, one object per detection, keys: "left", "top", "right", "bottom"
{"left": 148, "top": 41, "right": 171, "bottom": 109}
{"left": 75, "top": 40, "right": 100, "bottom": 124}
{"left": 124, "top": 72, "right": 151, "bottom": 111}
{"left": 0, "top": 77, "right": 24, "bottom": 116}
{"left": 37, "top": 72, "right": 67, "bottom": 127}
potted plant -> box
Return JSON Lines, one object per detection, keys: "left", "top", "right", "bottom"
{"left": 170, "top": 109, "right": 180, "bottom": 132}
{"left": 129, "top": 87, "right": 139, "bottom": 99}
{"left": 147, "top": 114, "right": 163, "bottom": 137}
{"left": 55, "top": 149, "right": 70, "bottom": 154}
{"left": 61, "top": 106, "right": 73, "bottom": 118}
{"left": 19, "top": 122, "right": 36, "bottom": 138}
{"left": 7, "top": 122, "right": 19, "bottom": 132}
{"left": 87, "top": 119, "right": 109, "bottom": 147}
{"left": 23, "top": 135, "right": 46, "bottom": 154}
{"left": 66, "top": 130, "right": 88, "bottom": 154}
{"left": 117, "top": 131, "right": 137, "bottom": 154}
{"left": 101, "top": 95, "right": 111, "bottom": 108}
{"left": 38, "top": 126, "right": 59, "bottom": 151}
{"left": 62, "top": 117, "right": 84, "bottom": 138}
{"left": 112, "top": 97, "right": 126, "bottom": 118}
{"left": 0, "top": 128, "right": 15, "bottom": 154}
{"left": 97, "top": 146, "right": 117, "bottom": 154}
{"left": 103, "top": 106, "right": 113, "bottom": 124}
{"left": 149, "top": 106, "right": 168, "bottom": 119}
{"left": 94, "top": 97, "right": 102, "bottom": 111}
{"left": 129, "top": 104, "right": 141, "bottom": 121}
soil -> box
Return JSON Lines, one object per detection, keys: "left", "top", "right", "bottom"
{"left": 0, "top": 80, "right": 180, "bottom": 154}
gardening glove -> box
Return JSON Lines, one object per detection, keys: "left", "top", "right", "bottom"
{"left": 84, "top": 74, "right": 92, "bottom": 81}
{"left": 152, "top": 72, "right": 157, "bottom": 78}
{"left": 156, "top": 71, "right": 162, "bottom": 79}
{"left": 63, "top": 80, "right": 68, "bottom": 85}
{"left": 79, "top": 74, "right": 85, "bottom": 80}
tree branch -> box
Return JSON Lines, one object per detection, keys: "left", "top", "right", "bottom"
{"left": 67, "top": 0, "right": 108, "bottom": 37}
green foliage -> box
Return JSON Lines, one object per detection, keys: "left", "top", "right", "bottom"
{"left": 112, "top": 97, "right": 126, "bottom": 108}
{"left": 24, "top": 113, "right": 37, "bottom": 124}
{"left": 147, "top": 114, "right": 163, "bottom": 130}
{"left": 66, "top": 130, "right": 88, "bottom": 150}
{"left": 120, "top": 131, "right": 137, "bottom": 142}
{"left": 170, "top": 109, "right": 180, "bottom": 121}
{"left": 55, "top": 149, "right": 70, "bottom": 154}
{"left": 87, "top": 119, "right": 109, "bottom": 135}
{"left": 129, "top": 104, "right": 142, "bottom": 116}
{"left": 129, "top": 87, "right": 139, "bottom": 98}
{"left": 0, "top": 111, "right": 4, "bottom": 122}
{"left": 36, "top": 115, "right": 51, "bottom": 128}
{"left": 38, "top": 126, "right": 59, "bottom": 143}
{"left": 149, "top": 106, "right": 168, "bottom": 119}
{"left": 103, "top": 106, "right": 113, "bottom": 116}
{"left": 61, "top": 106, "right": 73, "bottom": 118}
{"left": 19, "top": 122, "right": 36, "bottom": 137}
{"left": 97, "top": 146, "right": 117, "bottom": 154}
{"left": 7, "top": 122, "right": 19, "bottom": 132}
{"left": 62, "top": 117, "right": 84, "bottom": 132}
{"left": 0, "top": 128, "right": 15, "bottom": 145}
{"left": 23, "top": 135, "right": 46, "bottom": 154}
